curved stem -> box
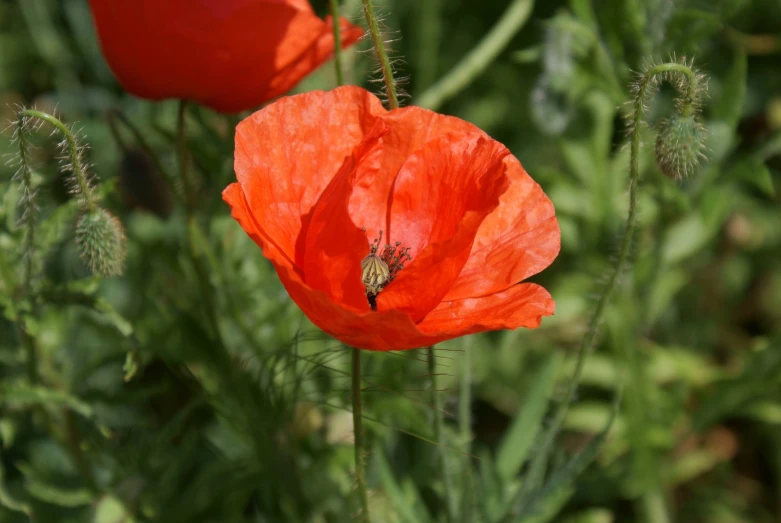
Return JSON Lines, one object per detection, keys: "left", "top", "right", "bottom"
{"left": 416, "top": 0, "right": 535, "bottom": 111}
{"left": 352, "top": 347, "right": 371, "bottom": 522}
{"left": 361, "top": 0, "right": 399, "bottom": 109}
{"left": 19, "top": 109, "right": 96, "bottom": 211}
{"left": 428, "top": 348, "right": 455, "bottom": 521}
{"left": 329, "top": 0, "right": 345, "bottom": 86}
{"left": 523, "top": 61, "right": 700, "bottom": 494}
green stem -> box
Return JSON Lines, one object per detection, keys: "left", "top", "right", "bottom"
{"left": 17, "top": 325, "right": 39, "bottom": 386}
{"left": 416, "top": 0, "right": 535, "bottom": 111}
{"left": 413, "top": 0, "right": 442, "bottom": 92}
{"left": 16, "top": 117, "right": 36, "bottom": 292}
{"left": 63, "top": 410, "right": 97, "bottom": 492}
{"left": 428, "top": 348, "right": 455, "bottom": 521}
{"left": 459, "top": 340, "right": 475, "bottom": 520}
{"left": 361, "top": 0, "right": 399, "bottom": 109}
{"left": 352, "top": 348, "right": 371, "bottom": 522}
{"left": 19, "top": 109, "right": 96, "bottom": 211}
{"left": 177, "top": 101, "right": 197, "bottom": 214}
{"left": 329, "top": 0, "right": 345, "bottom": 86}
{"left": 523, "top": 62, "right": 699, "bottom": 495}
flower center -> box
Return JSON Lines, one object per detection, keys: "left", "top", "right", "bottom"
{"left": 360, "top": 229, "right": 411, "bottom": 310}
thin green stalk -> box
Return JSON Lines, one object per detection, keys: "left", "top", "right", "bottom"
{"left": 414, "top": 0, "right": 442, "bottom": 92}
{"left": 428, "top": 348, "right": 455, "bottom": 521}
{"left": 352, "top": 348, "right": 371, "bottom": 522}
{"left": 416, "top": 0, "right": 535, "bottom": 111}
{"left": 361, "top": 0, "right": 399, "bottom": 109}
{"left": 177, "top": 101, "right": 197, "bottom": 214}
{"left": 15, "top": 116, "right": 36, "bottom": 293}
{"left": 522, "top": 61, "right": 699, "bottom": 497}
{"left": 17, "top": 325, "right": 39, "bottom": 386}
{"left": 63, "top": 410, "right": 97, "bottom": 492}
{"left": 329, "top": 0, "right": 345, "bottom": 86}
{"left": 19, "top": 109, "right": 96, "bottom": 212}
{"left": 459, "top": 340, "right": 475, "bottom": 521}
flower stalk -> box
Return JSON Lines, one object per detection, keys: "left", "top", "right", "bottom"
{"left": 522, "top": 59, "right": 707, "bottom": 497}
{"left": 329, "top": 0, "right": 345, "bottom": 86}
{"left": 352, "top": 347, "right": 371, "bottom": 522}
{"left": 19, "top": 109, "right": 97, "bottom": 212}
{"left": 361, "top": 0, "right": 399, "bottom": 109}
{"left": 428, "top": 348, "right": 455, "bottom": 521}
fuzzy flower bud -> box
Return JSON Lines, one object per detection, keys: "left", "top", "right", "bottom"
{"left": 655, "top": 114, "right": 707, "bottom": 180}
{"left": 75, "top": 208, "right": 127, "bottom": 276}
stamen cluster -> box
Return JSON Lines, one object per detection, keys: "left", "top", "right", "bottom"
{"left": 361, "top": 229, "right": 412, "bottom": 309}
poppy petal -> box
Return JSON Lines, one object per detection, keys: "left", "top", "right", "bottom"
{"left": 347, "top": 106, "right": 482, "bottom": 236}
{"left": 376, "top": 133, "right": 510, "bottom": 321}
{"left": 418, "top": 283, "right": 555, "bottom": 334}
{"left": 88, "top": 0, "right": 363, "bottom": 113}
{"left": 445, "top": 156, "right": 560, "bottom": 301}
{"left": 234, "top": 86, "right": 385, "bottom": 271}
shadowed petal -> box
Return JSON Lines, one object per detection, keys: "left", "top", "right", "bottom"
{"left": 376, "top": 133, "right": 510, "bottom": 321}
{"left": 304, "top": 120, "right": 389, "bottom": 311}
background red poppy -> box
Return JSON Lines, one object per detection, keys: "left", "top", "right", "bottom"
{"left": 224, "top": 86, "right": 560, "bottom": 350}
{"left": 88, "top": 0, "right": 363, "bottom": 113}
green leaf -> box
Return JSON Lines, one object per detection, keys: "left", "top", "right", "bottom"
{"left": 375, "top": 448, "right": 431, "bottom": 523}
{"left": 25, "top": 480, "right": 93, "bottom": 507}
{"left": 496, "top": 354, "right": 562, "bottom": 481}
{"left": 94, "top": 495, "right": 136, "bottom": 523}
{"left": 712, "top": 48, "right": 747, "bottom": 128}
{"left": 0, "top": 383, "right": 93, "bottom": 418}
{"left": 513, "top": 387, "right": 622, "bottom": 522}
{"left": 0, "top": 461, "right": 32, "bottom": 519}
{"left": 729, "top": 157, "right": 776, "bottom": 197}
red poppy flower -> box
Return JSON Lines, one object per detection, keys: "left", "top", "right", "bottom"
{"left": 88, "top": 0, "right": 363, "bottom": 113}
{"left": 223, "top": 86, "right": 560, "bottom": 350}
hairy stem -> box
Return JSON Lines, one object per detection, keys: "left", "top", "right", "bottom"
{"left": 352, "top": 347, "right": 371, "bottom": 522}
{"left": 417, "top": 0, "right": 534, "bottom": 110}
{"left": 523, "top": 61, "right": 700, "bottom": 495}
{"left": 329, "top": 0, "right": 345, "bottom": 86}
{"left": 428, "top": 348, "right": 455, "bottom": 521}
{"left": 19, "top": 109, "right": 96, "bottom": 212}
{"left": 459, "top": 340, "right": 475, "bottom": 519}
{"left": 15, "top": 117, "right": 36, "bottom": 292}
{"left": 361, "top": 0, "right": 399, "bottom": 109}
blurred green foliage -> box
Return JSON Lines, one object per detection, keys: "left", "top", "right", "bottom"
{"left": 1, "top": 0, "right": 781, "bottom": 521}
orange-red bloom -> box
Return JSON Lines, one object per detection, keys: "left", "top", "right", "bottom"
{"left": 88, "top": 0, "right": 363, "bottom": 113}
{"left": 224, "top": 87, "right": 560, "bottom": 350}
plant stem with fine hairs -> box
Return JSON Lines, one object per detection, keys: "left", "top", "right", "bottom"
{"left": 352, "top": 347, "right": 371, "bottom": 522}
{"left": 522, "top": 61, "right": 703, "bottom": 497}
{"left": 19, "top": 109, "right": 97, "bottom": 212}
{"left": 361, "top": 0, "right": 399, "bottom": 109}
{"left": 329, "top": 0, "right": 345, "bottom": 86}
{"left": 428, "top": 348, "right": 455, "bottom": 521}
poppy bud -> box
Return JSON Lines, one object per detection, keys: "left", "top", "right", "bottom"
{"left": 655, "top": 114, "right": 707, "bottom": 180}
{"left": 75, "top": 208, "right": 127, "bottom": 276}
